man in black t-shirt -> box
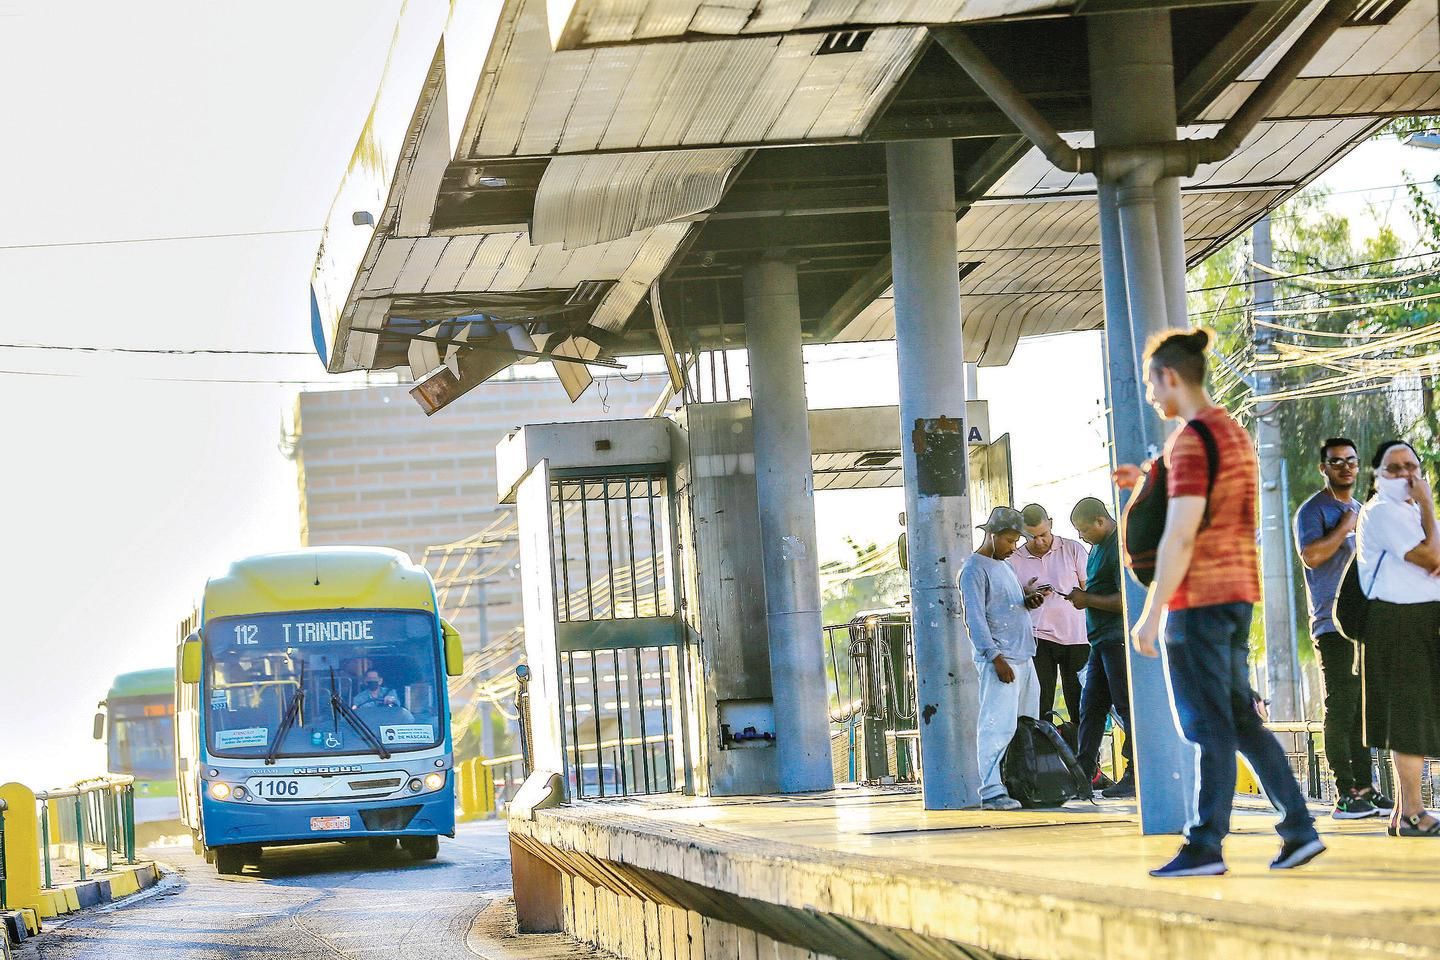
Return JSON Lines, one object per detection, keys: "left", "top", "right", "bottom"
{"left": 1065, "top": 498, "right": 1134, "bottom": 798}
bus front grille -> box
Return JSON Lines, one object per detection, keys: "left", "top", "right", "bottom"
{"left": 358, "top": 805, "right": 422, "bottom": 832}
{"left": 347, "top": 777, "right": 403, "bottom": 791}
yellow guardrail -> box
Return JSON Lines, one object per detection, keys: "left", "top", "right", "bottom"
{"left": 456, "top": 754, "right": 527, "bottom": 819}
{"left": 1, "top": 774, "right": 137, "bottom": 925}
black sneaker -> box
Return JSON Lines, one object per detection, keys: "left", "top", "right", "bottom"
{"left": 1150, "top": 844, "right": 1227, "bottom": 878}
{"left": 1357, "top": 785, "right": 1395, "bottom": 811}
{"left": 1270, "top": 837, "right": 1327, "bottom": 870}
{"left": 1332, "top": 789, "right": 1380, "bottom": 819}
{"left": 1101, "top": 771, "right": 1135, "bottom": 799}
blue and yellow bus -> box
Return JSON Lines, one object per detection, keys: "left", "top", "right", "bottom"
{"left": 94, "top": 668, "right": 181, "bottom": 842}
{"left": 175, "top": 547, "right": 464, "bottom": 875}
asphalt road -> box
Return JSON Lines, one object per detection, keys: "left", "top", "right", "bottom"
{"left": 15, "top": 822, "right": 514, "bottom": 960}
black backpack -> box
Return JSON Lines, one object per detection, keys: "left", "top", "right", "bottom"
{"left": 1334, "top": 549, "right": 1384, "bottom": 643}
{"left": 1121, "top": 419, "right": 1219, "bottom": 586}
{"left": 1001, "top": 716, "right": 1092, "bottom": 808}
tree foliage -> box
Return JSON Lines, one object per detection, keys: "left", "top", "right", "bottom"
{"left": 1189, "top": 191, "right": 1408, "bottom": 649}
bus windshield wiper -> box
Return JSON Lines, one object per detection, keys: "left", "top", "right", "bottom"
{"left": 326, "top": 667, "right": 391, "bottom": 760}
{"left": 330, "top": 694, "right": 392, "bottom": 760}
{"left": 264, "top": 687, "right": 305, "bottom": 766}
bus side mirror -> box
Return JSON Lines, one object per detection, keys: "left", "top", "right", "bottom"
{"left": 181, "top": 637, "right": 203, "bottom": 684}
{"left": 441, "top": 619, "right": 464, "bottom": 677}
{"left": 93, "top": 711, "right": 106, "bottom": 741}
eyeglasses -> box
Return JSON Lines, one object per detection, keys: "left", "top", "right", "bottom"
{"left": 1381, "top": 462, "right": 1421, "bottom": 476}
{"left": 1324, "top": 457, "right": 1359, "bottom": 468}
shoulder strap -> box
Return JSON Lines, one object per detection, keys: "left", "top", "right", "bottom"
{"left": 1367, "top": 550, "right": 1386, "bottom": 596}
{"left": 1185, "top": 418, "right": 1220, "bottom": 498}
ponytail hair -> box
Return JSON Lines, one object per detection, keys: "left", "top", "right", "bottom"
{"left": 1143, "top": 327, "right": 1212, "bottom": 386}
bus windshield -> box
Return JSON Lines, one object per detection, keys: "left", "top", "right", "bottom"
{"left": 108, "top": 700, "right": 174, "bottom": 779}
{"left": 204, "top": 610, "right": 443, "bottom": 760}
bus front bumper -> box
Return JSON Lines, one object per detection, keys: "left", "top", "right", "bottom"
{"left": 201, "top": 790, "right": 455, "bottom": 848}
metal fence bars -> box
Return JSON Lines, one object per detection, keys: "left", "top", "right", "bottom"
{"left": 0, "top": 797, "right": 8, "bottom": 909}
{"left": 35, "top": 776, "right": 136, "bottom": 887}
{"left": 550, "top": 474, "right": 687, "bottom": 800}
{"left": 824, "top": 612, "right": 918, "bottom": 783}
{"left": 1264, "top": 721, "right": 1437, "bottom": 807}
{"left": 455, "top": 754, "right": 528, "bottom": 818}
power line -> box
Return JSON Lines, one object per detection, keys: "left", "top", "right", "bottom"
{"left": 0, "top": 341, "right": 315, "bottom": 356}
{"left": 0, "top": 226, "right": 322, "bottom": 252}
{"left": 1188, "top": 249, "right": 1440, "bottom": 295}
{"left": 0, "top": 368, "right": 350, "bottom": 386}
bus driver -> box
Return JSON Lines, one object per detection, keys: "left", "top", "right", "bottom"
{"left": 352, "top": 670, "right": 395, "bottom": 710}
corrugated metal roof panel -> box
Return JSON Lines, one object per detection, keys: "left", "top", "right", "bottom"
{"left": 394, "top": 237, "right": 451, "bottom": 292}
{"left": 1198, "top": 72, "right": 1440, "bottom": 122}
{"left": 556, "top": 48, "right": 643, "bottom": 153}
{"left": 424, "top": 235, "right": 486, "bottom": 293}
{"left": 467, "top": 0, "right": 923, "bottom": 159}
{"left": 367, "top": 238, "right": 419, "bottom": 294}
{"left": 588, "top": 222, "right": 693, "bottom": 333}
{"left": 531, "top": 149, "right": 746, "bottom": 248}
{"left": 458, "top": 233, "right": 524, "bottom": 290}
{"left": 550, "top": 0, "right": 1065, "bottom": 47}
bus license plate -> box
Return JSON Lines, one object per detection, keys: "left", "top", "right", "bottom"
{"left": 310, "top": 816, "right": 351, "bottom": 831}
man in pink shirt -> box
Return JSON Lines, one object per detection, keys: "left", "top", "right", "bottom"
{"left": 1007, "top": 503, "right": 1089, "bottom": 733}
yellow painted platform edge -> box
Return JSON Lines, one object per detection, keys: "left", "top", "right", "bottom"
{"left": 515, "top": 807, "right": 1440, "bottom": 960}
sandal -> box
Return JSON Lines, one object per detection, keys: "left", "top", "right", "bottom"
{"left": 1388, "top": 813, "right": 1440, "bottom": 837}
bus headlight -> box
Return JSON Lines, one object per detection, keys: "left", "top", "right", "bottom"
{"left": 232, "top": 786, "right": 248, "bottom": 800}
{"left": 408, "top": 778, "right": 424, "bottom": 793}
{"left": 210, "top": 782, "right": 232, "bottom": 800}
{"left": 423, "top": 772, "right": 445, "bottom": 791}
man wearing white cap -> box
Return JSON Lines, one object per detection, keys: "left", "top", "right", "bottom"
{"left": 959, "top": 505, "right": 1047, "bottom": 810}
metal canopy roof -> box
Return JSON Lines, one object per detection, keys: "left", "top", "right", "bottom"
{"left": 311, "top": 0, "right": 1440, "bottom": 404}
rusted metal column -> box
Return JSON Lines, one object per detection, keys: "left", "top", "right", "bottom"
{"left": 1090, "top": 8, "right": 1194, "bottom": 834}
{"left": 743, "top": 257, "right": 835, "bottom": 793}
{"left": 886, "top": 138, "right": 980, "bottom": 809}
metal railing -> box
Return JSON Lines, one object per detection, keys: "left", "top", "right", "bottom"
{"left": 0, "top": 796, "right": 8, "bottom": 908}
{"left": 35, "top": 775, "right": 136, "bottom": 887}
{"left": 456, "top": 753, "right": 529, "bottom": 819}
{"left": 825, "top": 612, "right": 918, "bottom": 784}
{"left": 1267, "top": 721, "right": 1437, "bottom": 807}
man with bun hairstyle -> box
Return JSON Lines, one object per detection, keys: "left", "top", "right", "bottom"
{"left": 1118, "top": 328, "right": 1324, "bottom": 877}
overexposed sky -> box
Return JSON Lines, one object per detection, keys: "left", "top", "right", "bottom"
{"left": 1, "top": 1, "right": 1434, "bottom": 790}
{"left": 0, "top": 1, "right": 407, "bottom": 786}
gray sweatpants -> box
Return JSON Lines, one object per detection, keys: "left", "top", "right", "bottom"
{"left": 977, "top": 656, "right": 1040, "bottom": 801}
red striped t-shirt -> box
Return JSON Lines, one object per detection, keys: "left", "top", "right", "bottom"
{"left": 1164, "top": 405, "right": 1261, "bottom": 611}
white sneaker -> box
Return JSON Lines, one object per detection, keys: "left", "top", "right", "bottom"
{"left": 981, "top": 794, "right": 1023, "bottom": 811}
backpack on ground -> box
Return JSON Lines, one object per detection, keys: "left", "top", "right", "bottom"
{"left": 1001, "top": 716, "right": 1092, "bottom": 808}
{"left": 1120, "top": 419, "right": 1219, "bottom": 587}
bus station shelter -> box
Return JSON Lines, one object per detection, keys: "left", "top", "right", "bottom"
{"left": 312, "top": 1, "right": 1440, "bottom": 956}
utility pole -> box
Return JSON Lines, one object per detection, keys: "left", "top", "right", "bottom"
{"left": 1253, "top": 215, "right": 1300, "bottom": 720}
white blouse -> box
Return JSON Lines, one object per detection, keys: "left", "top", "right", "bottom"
{"left": 1356, "top": 498, "right": 1440, "bottom": 604}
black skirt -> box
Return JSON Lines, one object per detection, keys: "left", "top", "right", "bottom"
{"left": 1362, "top": 600, "right": 1440, "bottom": 756}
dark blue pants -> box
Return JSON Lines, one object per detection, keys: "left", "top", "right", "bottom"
{"left": 1165, "top": 602, "right": 1317, "bottom": 849}
{"left": 1076, "top": 641, "right": 1132, "bottom": 778}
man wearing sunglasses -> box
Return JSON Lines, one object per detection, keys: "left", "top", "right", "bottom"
{"left": 1295, "top": 437, "right": 1394, "bottom": 819}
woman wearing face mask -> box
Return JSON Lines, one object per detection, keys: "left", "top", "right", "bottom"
{"left": 1355, "top": 439, "right": 1440, "bottom": 837}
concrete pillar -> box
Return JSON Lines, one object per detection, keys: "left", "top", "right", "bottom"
{"left": 886, "top": 138, "right": 980, "bottom": 810}
{"left": 742, "top": 258, "right": 835, "bottom": 794}
{"left": 1090, "top": 10, "right": 1194, "bottom": 835}
{"left": 1253, "top": 216, "right": 1300, "bottom": 719}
